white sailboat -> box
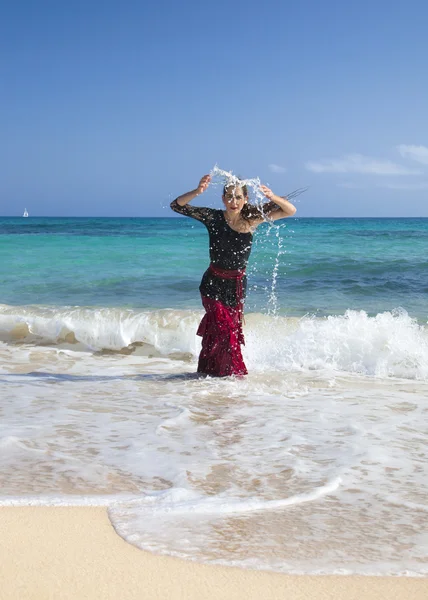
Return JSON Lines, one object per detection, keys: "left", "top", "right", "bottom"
{"left": 23, "top": 208, "right": 29, "bottom": 217}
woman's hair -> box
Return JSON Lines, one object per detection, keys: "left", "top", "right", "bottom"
{"left": 223, "top": 181, "right": 278, "bottom": 223}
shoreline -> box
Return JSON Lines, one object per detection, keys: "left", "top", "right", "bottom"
{"left": 0, "top": 507, "right": 427, "bottom": 600}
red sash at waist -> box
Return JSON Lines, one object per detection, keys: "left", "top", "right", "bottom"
{"left": 208, "top": 263, "right": 246, "bottom": 323}
{"left": 208, "top": 264, "right": 246, "bottom": 280}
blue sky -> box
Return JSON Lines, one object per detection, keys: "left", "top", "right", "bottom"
{"left": 1, "top": 0, "right": 428, "bottom": 217}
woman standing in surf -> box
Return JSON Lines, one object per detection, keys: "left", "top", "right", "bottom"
{"left": 171, "top": 174, "right": 297, "bottom": 376}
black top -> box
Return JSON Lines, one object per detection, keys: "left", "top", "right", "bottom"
{"left": 171, "top": 199, "right": 253, "bottom": 306}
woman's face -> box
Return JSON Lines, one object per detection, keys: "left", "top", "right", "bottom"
{"left": 222, "top": 186, "right": 247, "bottom": 213}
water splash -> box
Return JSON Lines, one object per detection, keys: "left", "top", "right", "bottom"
{"left": 210, "top": 165, "right": 265, "bottom": 206}
{"left": 267, "top": 227, "right": 283, "bottom": 315}
{"left": 210, "top": 165, "right": 307, "bottom": 207}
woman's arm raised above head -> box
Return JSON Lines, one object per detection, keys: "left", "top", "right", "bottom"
{"left": 243, "top": 186, "right": 297, "bottom": 228}
{"left": 246, "top": 185, "right": 297, "bottom": 228}
{"left": 259, "top": 185, "right": 297, "bottom": 220}
{"left": 174, "top": 174, "right": 211, "bottom": 207}
{"left": 170, "top": 174, "right": 214, "bottom": 225}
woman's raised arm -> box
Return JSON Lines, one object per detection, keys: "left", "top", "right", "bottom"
{"left": 175, "top": 175, "right": 211, "bottom": 207}
{"left": 258, "top": 185, "right": 297, "bottom": 221}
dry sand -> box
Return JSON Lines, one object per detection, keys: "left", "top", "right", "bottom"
{"left": 0, "top": 507, "right": 427, "bottom": 600}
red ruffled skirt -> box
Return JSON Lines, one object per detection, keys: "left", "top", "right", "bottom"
{"left": 197, "top": 296, "right": 247, "bottom": 377}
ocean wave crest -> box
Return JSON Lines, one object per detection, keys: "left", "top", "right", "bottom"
{"left": 1, "top": 304, "right": 427, "bottom": 380}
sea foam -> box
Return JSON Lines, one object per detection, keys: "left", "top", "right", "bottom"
{"left": 1, "top": 304, "right": 427, "bottom": 380}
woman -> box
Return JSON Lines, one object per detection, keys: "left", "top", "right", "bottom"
{"left": 171, "top": 174, "right": 297, "bottom": 376}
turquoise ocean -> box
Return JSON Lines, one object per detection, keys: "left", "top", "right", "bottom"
{"left": 1, "top": 215, "right": 427, "bottom": 576}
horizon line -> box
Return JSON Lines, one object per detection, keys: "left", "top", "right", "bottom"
{"left": 1, "top": 215, "right": 428, "bottom": 219}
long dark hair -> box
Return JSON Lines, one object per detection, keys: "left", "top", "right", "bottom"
{"left": 223, "top": 181, "right": 279, "bottom": 224}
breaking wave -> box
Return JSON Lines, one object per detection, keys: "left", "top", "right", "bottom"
{"left": 1, "top": 304, "right": 427, "bottom": 380}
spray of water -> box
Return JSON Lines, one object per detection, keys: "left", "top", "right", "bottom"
{"left": 210, "top": 165, "right": 264, "bottom": 205}
{"left": 210, "top": 165, "right": 307, "bottom": 209}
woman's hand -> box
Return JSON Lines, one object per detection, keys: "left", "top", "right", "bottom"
{"left": 260, "top": 184, "right": 275, "bottom": 200}
{"left": 197, "top": 174, "right": 211, "bottom": 195}
{"left": 259, "top": 184, "right": 297, "bottom": 219}
{"left": 174, "top": 175, "right": 211, "bottom": 207}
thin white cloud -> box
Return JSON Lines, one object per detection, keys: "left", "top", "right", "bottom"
{"left": 377, "top": 181, "right": 428, "bottom": 190}
{"left": 305, "top": 153, "right": 422, "bottom": 175}
{"left": 396, "top": 144, "right": 428, "bottom": 165}
{"left": 336, "top": 182, "right": 365, "bottom": 189}
{"left": 268, "top": 163, "right": 287, "bottom": 174}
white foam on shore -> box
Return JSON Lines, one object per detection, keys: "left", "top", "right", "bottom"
{"left": 1, "top": 311, "right": 428, "bottom": 576}
{"left": 108, "top": 477, "right": 342, "bottom": 516}
{"left": 1, "top": 304, "right": 428, "bottom": 380}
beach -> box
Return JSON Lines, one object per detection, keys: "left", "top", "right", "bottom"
{"left": 1, "top": 215, "right": 427, "bottom": 590}
{"left": 1, "top": 507, "right": 427, "bottom": 600}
